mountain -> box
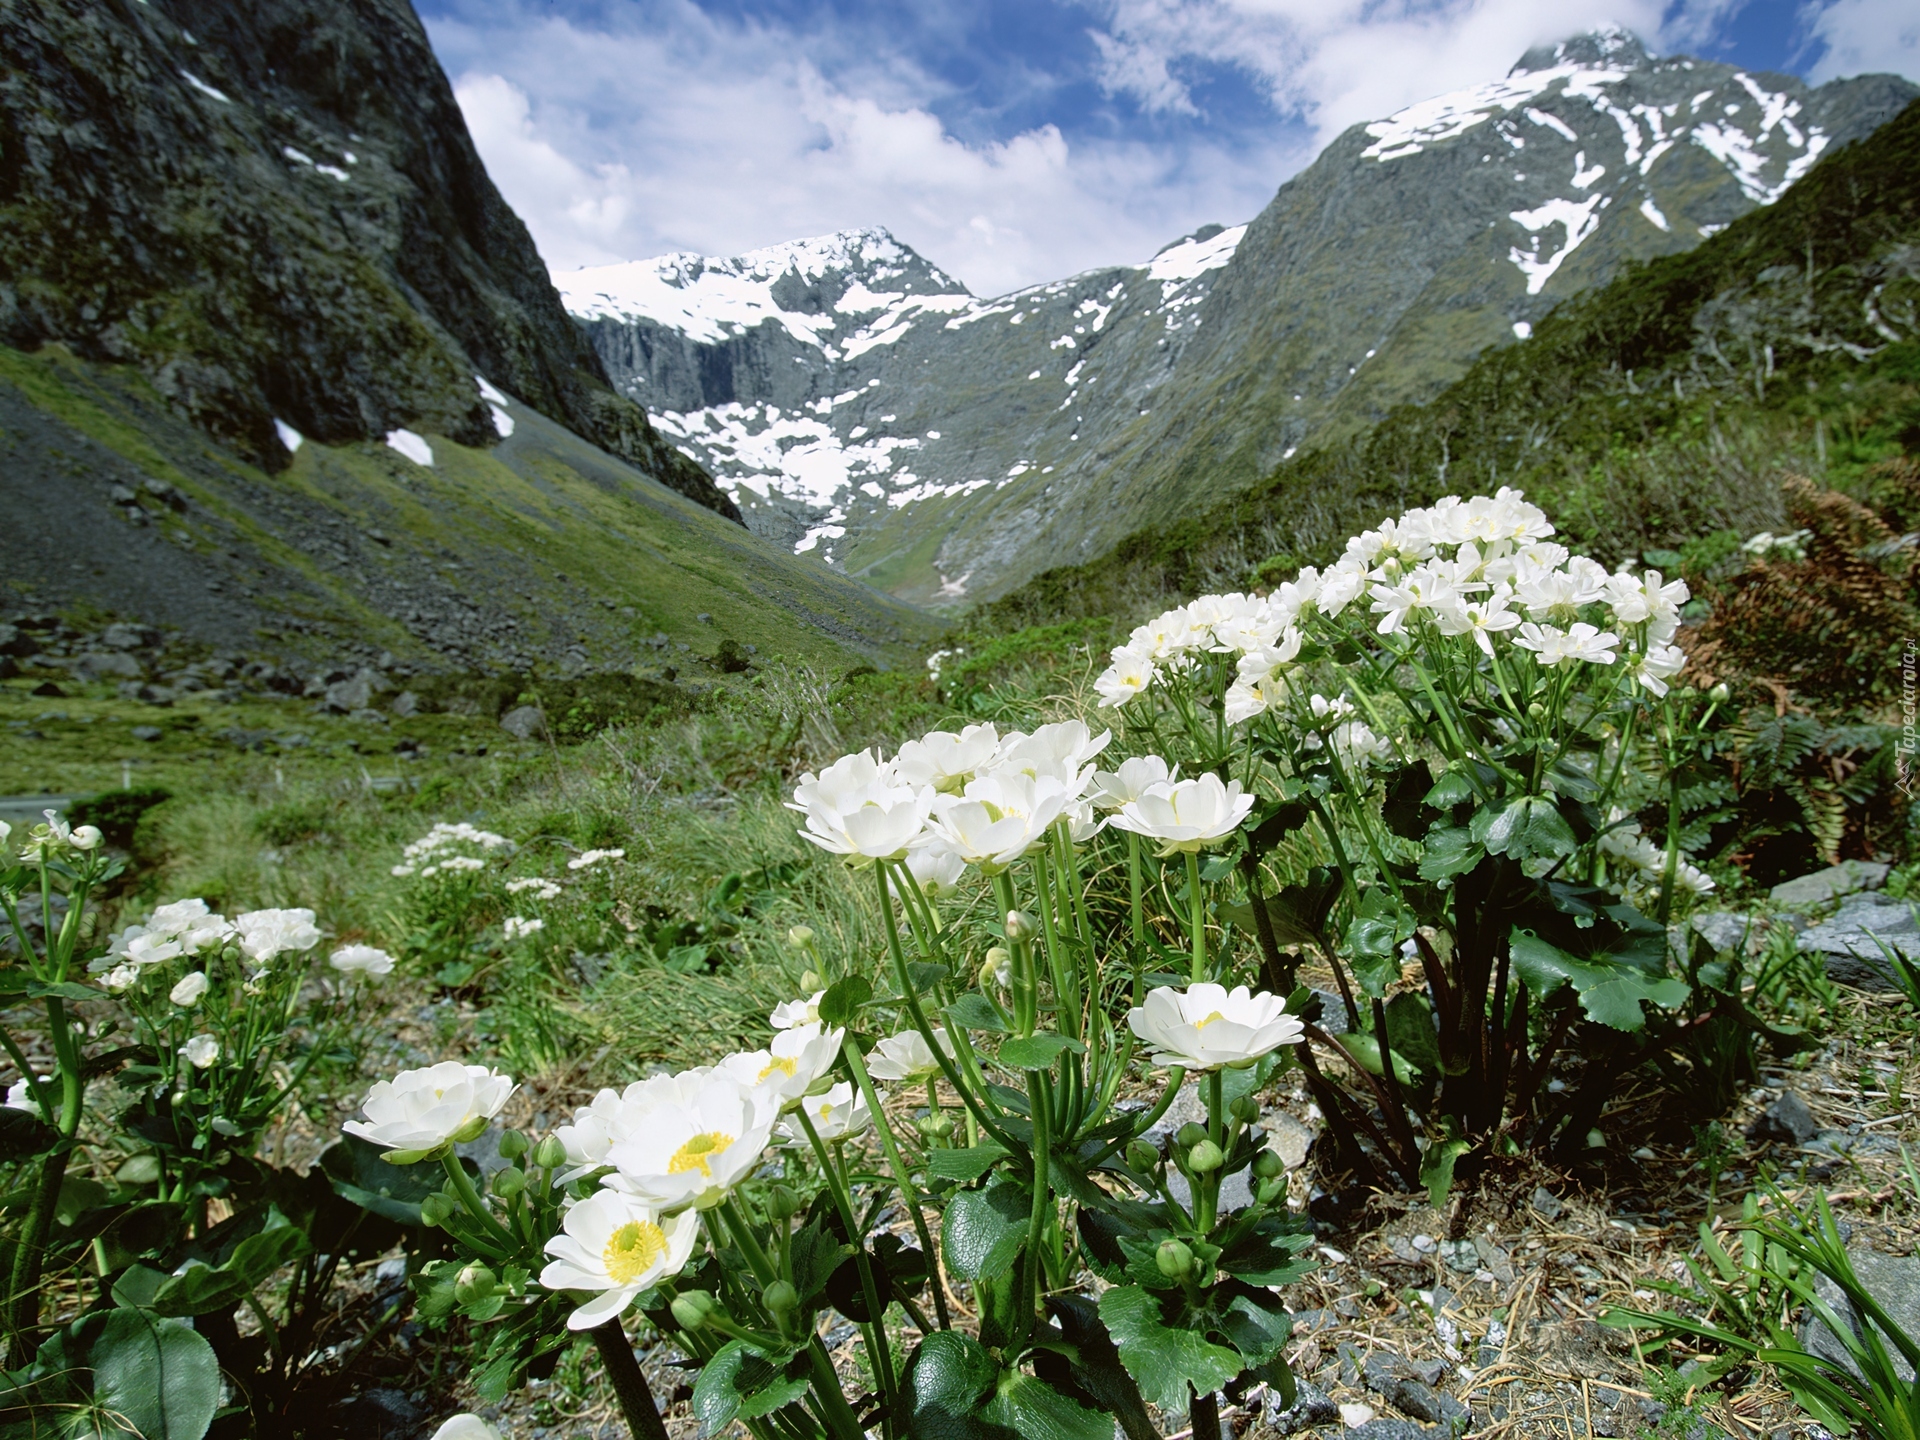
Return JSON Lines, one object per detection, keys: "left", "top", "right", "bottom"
{"left": 564, "top": 29, "right": 1916, "bottom": 606}
{"left": 975, "top": 92, "right": 1920, "bottom": 638}
{"left": 0, "top": 0, "right": 933, "bottom": 672}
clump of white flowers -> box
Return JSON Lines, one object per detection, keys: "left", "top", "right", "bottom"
{"left": 567, "top": 848, "right": 625, "bottom": 871}
{"left": 391, "top": 821, "right": 513, "bottom": 877}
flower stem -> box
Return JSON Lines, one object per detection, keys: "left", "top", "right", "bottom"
{"left": 1184, "top": 850, "right": 1207, "bottom": 983}
{"left": 590, "top": 1319, "right": 672, "bottom": 1440}
{"left": 839, "top": 1034, "right": 952, "bottom": 1329}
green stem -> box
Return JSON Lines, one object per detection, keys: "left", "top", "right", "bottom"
{"left": 839, "top": 1036, "right": 952, "bottom": 1328}
{"left": 439, "top": 1150, "right": 516, "bottom": 1252}
{"left": 591, "top": 1319, "right": 673, "bottom": 1440}
{"left": 1016, "top": 1072, "right": 1051, "bottom": 1350}
{"left": 797, "top": 1110, "right": 898, "bottom": 1428}
{"left": 1184, "top": 850, "right": 1207, "bottom": 983}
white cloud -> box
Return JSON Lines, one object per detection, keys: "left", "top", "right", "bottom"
{"left": 433, "top": 2, "right": 1294, "bottom": 296}
{"left": 1804, "top": 0, "right": 1920, "bottom": 83}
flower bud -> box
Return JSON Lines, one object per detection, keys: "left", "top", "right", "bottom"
{"left": 1125, "top": 1140, "right": 1160, "bottom": 1172}
{"left": 496, "top": 1130, "right": 529, "bottom": 1162}
{"left": 532, "top": 1134, "right": 569, "bottom": 1170}
{"left": 788, "top": 925, "right": 816, "bottom": 949}
{"left": 763, "top": 1280, "right": 799, "bottom": 1316}
{"left": 767, "top": 1184, "right": 801, "bottom": 1221}
{"left": 1229, "top": 1095, "right": 1260, "bottom": 1124}
{"left": 70, "top": 825, "right": 103, "bottom": 851}
{"left": 672, "top": 1291, "right": 717, "bottom": 1331}
{"left": 380, "top": 1146, "right": 438, "bottom": 1166}
{"left": 800, "top": 970, "right": 822, "bottom": 992}
{"left": 915, "top": 1112, "right": 954, "bottom": 1141}
{"left": 1526, "top": 701, "right": 1547, "bottom": 720}
{"left": 419, "top": 1193, "right": 455, "bottom": 1227}
{"left": 1187, "top": 1139, "right": 1224, "bottom": 1174}
{"left": 492, "top": 1166, "right": 526, "bottom": 1199}
{"left": 1252, "top": 1147, "right": 1285, "bottom": 1180}
{"left": 1004, "top": 910, "right": 1039, "bottom": 943}
{"left": 979, "top": 947, "right": 1012, "bottom": 989}
{"left": 1155, "top": 1239, "right": 1194, "bottom": 1279}
{"left": 1709, "top": 683, "right": 1731, "bottom": 703}
{"left": 448, "top": 1114, "right": 493, "bottom": 1145}
{"left": 454, "top": 1263, "right": 497, "bottom": 1305}
{"left": 1256, "top": 1176, "right": 1285, "bottom": 1206}
{"left": 1175, "top": 1122, "right": 1209, "bottom": 1150}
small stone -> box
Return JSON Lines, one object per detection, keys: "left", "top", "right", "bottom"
{"left": 1472, "top": 1235, "right": 1515, "bottom": 1284}
{"left": 1799, "top": 894, "right": 1920, "bottom": 989}
{"left": 1411, "top": 1233, "right": 1437, "bottom": 1253}
{"left": 499, "top": 705, "right": 547, "bottom": 740}
{"left": 75, "top": 651, "right": 142, "bottom": 681}
{"left": 389, "top": 690, "right": 418, "bottom": 718}
{"left": 1437, "top": 1238, "right": 1479, "bottom": 1273}
{"left": 1747, "top": 1091, "right": 1819, "bottom": 1147}
{"left": 29, "top": 681, "right": 65, "bottom": 698}
{"left": 1268, "top": 1378, "right": 1339, "bottom": 1435}
{"left": 1530, "top": 1187, "right": 1563, "bottom": 1221}
{"left": 1800, "top": 1250, "right": 1920, "bottom": 1382}
{"left": 1338, "top": 1402, "right": 1376, "bottom": 1427}
{"left": 1771, "top": 861, "right": 1890, "bottom": 907}
{"left": 1266, "top": 1111, "right": 1315, "bottom": 1170}
{"left": 131, "top": 726, "right": 164, "bottom": 742}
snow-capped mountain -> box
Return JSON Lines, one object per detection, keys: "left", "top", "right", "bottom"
{"left": 562, "top": 29, "right": 1915, "bottom": 606}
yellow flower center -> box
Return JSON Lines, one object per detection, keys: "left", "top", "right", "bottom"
{"left": 668, "top": 1131, "right": 734, "bottom": 1175}
{"left": 603, "top": 1219, "right": 668, "bottom": 1284}
{"left": 758, "top": 1056, "right": 798, "bottom": 1082}
{"left": 1194, "top": 1011, "right": 1227, "bottom": 1029}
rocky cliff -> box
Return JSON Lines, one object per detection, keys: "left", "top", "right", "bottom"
{"left": 0, "top": 0, "right": 737, "bottom": 521}
{"left": 565, "top": 29, "right": 1915, "bottom": 604}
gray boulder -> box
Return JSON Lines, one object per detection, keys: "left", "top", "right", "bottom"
{"left": 1799, "top": 1250, "right": 1920, "bottom": 1384}
{"left": 98, "top": 622, "right": 156, "bottom": 650}
{"left": 1771, "top": 861, "right": 1890, "bottom": 907}
{"left": 1747, "top": 1091, "right": 1819, "bottom": 1146}
{"left": 1266, "top": 1378, "right": 1339, "bottom": 1435}
{"left": 74, "top": 651, "right": 142, "bottom": 681}
{"left": 1799, "top": 894, "right": 1919, "bottom": 988}
{"left": 499, "top": 705, "right": 547, "bottom": 741}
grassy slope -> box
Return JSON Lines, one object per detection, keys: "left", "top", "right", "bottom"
{"left": 0, "top": 343, "right": 937, "bottom": 671}
{"left": 977, "top": 98, "right": 1920, "bottom": 635}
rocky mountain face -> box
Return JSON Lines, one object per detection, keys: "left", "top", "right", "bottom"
{"left": 0, "top": 0, "right": 735, "bottom": 520}
{"left": 565, "top": 29, "right": 1916, "bottom": 606}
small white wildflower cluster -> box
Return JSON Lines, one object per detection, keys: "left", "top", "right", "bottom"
{"left": 1096, "top": 487, "right": 1692, "bottom": 711}
{"left": 567, "top": 848, "right": 625, "bottom": 871}
{"left": 1742, "top": 528, "right": 1811, "bottom": 561}
{"left": 925, "top": 647, "right": 964, "bottom": 685}
{"left": 1598, "top": 810, "right": 1716, "bottom": 896}
{"left": 5, "top": 809, "right": 103, "bottom": 863}
{"left": 391, "top": 822, "right": 513, "bottom": 878}
{"left": 788, "top": 720, "right": 1252, "bottom": 871}
{"left": 503, "top": 915, "right": 545, "bottom": 941}
{"left": 505, "top": 877, "right": 563, "bottom": 901}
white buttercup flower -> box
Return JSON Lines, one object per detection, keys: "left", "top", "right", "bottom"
{"left": 1514, "top": 622, "right": 1618, "bottom": 667}
{"left": 122, "top": 932, "right": 182, "bottom": 967}
{"left": 993, "top": 720, "right": 1110, "bottom": 789}
{"left": 905, "top": 842, "right": 968, "bottom": 899}
{"left": 1632, "top": 642, "right": 1688, "bottom": 698}
{"left": 6, "top": 1076, "right": 48, "bottom": 1113}
{"left": 1107, "top": 773, "right": 1254, "bottom": 854}
{"left": 233, "top": 908, "right": 321, "bottom": 963}
{"left": 169, "top": 972, "right": 209, "bottom": 1008}
{"left": 714, "top": 1023, "right": 844, "bottom": 1111}
{"left": 180, "top": 1034, "right": 221, "bottom": 1070}
{"left": 69, "top": 825, "right": 103, "bottom": 851}
{"left": 330, "top": 944, "right": 396, "bottom": 977}
{"left": 1127, "top": 983, "right": 1304, "bottom": 1071}
{"left": 865, "top": 1027, "right": 954, "bottom": 1083}
{"left": 779, "top": 1081, "right": 871, "bottom": 1144}
{"left": 540, "top": 1188, "right": 701, "bottom": 1330}
{"left": 603, "top": 1075, "right": 777, "bottom": 1211}
{"left": 924, "top": 770, "right": 1075, "bottom": 875}
{"left": 1089, "top": 755, "right": 1177, "bottom": 810}
{"left": 770, "top": 991, "right": 826, "bottom": 1030}
{"left": 344, "top": 1062, "right": 516, "bottom": 1151}
{"left": 892, "top": 725, "right": 1002, "bottom": 794}
{"left": 102, "top": 964, "right": 143, "bottom": 993}
{"left": 568, "top": 848, "right": 625, "bottom": 871}
{"left": 431, "top": 1417, "right": 503, "bottom": 1440}
{"left": 551, "top": 1071, "right": 714, "bottom": 1184}
{"left": 792, "top": 751, "right": 933, "bottom": 863}
{"left": 1094, "top": 649, "right": 1156, "bottom": 708}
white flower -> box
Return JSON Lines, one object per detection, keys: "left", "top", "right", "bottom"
{"left": 603, "top": 1075, "right": 777, "bottom": 1211}
{"left": 924, "top": 770, "right": 1074, "bottom": 874}
{"left": 503, "top": 916, "right": 544, "bottom": 940}
{"left": 234, "top": 908, "right": 321, "bottom": 962}
{"left": 892, "top": 725, "right": 1002, "bottom": 793}
{"left": 551, "top": 1072, "right": 712, "bottom": 1184}
{"left": 540, "top": 1188, "right": 701, "bottom": 1330}
{"left": 402, "top": 822, "right": 513, "bottom": 860}
{"left": 69, "top": 825, "right": 102, "bottom": 851}
{"left": 905, "top": 842, "right": 968, "bottom": 899}
{"left": 330, "top": 944, "right": 396, "bottom": 977}
{"left": 1513, "top": 622, "right": 1618, "bottom": 667}
{"left": 122, "top": 932, "right": 183, "bottom": 968}
{"left": 391, "top": 864, "right": 415, "bottom": 877}
{"left": 1107, "top": 773, "right": 1254, "bottom": 854}
{"left": 1089, "top": 756, "right": 1177, "bottom": 811}
{"left": 6, "top": 1077, "right": 47, "bottom": 1113}
{"left": 180, "top": 1034, "right": 221, "bottom": 1070}
{"left": 436, "top": 855, "right": 485, "bottom": 873}
{"left": 1307, "top": 694, "right": 1356, "bottom": 724}
{"left": 865, "top": 1027, "right": 954, "bottom": 1083}
{"left": 1604, "top": 569, "right": 1689, "bottom": 629}
{"left": 1674, "top": 860, "right": 1716, "bottom": 895}
{"left": 568, "top": 848, "right": 625, "bottom": 871}
{"left": 1316, "top": 560, "right": 1368, "bottom": 617}
{"left": 778, "top": 1081, "right": 871, "bottom": 1144}
{"left": 169, "top": 972, "right": 209, "bottom": 1008}
{"left": 102, "top": 964, "right": 143, "bottom": 993}
{"left": 1434, "top": 586, "right": 1522, "bottom": 656}
{"left": 791, "top": 751, "right": 933, "bottom": 863}
{"left": 1224, "top": 631, "right": 1304, "bottom": 724}
{"left": 1632, "top": 642, "right": 1688, "bottom": 698}
{"left": 993, "top": 720, "right": 1111, "bottom": 789}
{"left": 1094, "top": 649, "right": 1156, "bottom": 708}
{"left": 0, "top": 820, "right": 9, "bottom": 851}
{"left": 506, "top": 877, "right": 563, "bottom": 900}
{"left": 344, "top": 1062, "right": 516, "bottom": 1151}
{"left": 770, "top": 991, "right": 826, "bottom": 1030}
{"left": 1327, "top": 721, "right": 1391, "bottom": 770}
{"left": 713, "top": 1023, "right": 845, "bottom": 1111}
{"left": 1127, "top": 983, "right": 1304, "bottom": 1071}
{"left": 431, "top": 1417, "right": 504, "bottom": 1440}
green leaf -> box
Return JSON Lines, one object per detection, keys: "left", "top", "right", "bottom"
{"left": 1218, "top": 1285, "right": 1293, "bottom": 1369}
{"left": 1098, "top": 1284, "right": 1241, "bottom": 1415}
{"left": 1216, "top": 1216, "right": 1316, "bottom": 1286}
{"left": 1344, "top": 891, "right": 1413, "bottom": 999}
{"left": 1379, "top": 761, "right": 1436, "bottom": 840}
{"left": 1509, "top": 929, "right": 1688, "bottom": 1032}
{"left": 25, "top": 980, "right": 105, "bottom": 1002}
{"left": 322, "top": 1134, "right": 442, "bottom": 1225}
{"left": 150, "top": 1262, "right": 249, "bottom": 1319}
{"left": 818, "top": 974, "right": 873, "bottom": 1025}
{"left": 946, "top": 994, "right": 1011, "bottom": 1033}
{"left": 983, "top": 1373, "right": 1114, "bottom": 1440}
{"left": 1332, "top": 1033, "right": 1418, "bottom": 1087}
{"left": 110, "top": 1264, "right": 171, "bottom": 1310}
{"left": 692, "top": 1339, "right": 809, "bottom": 1434}
{"left": 1218, "top": 871, "right": 1341, "bottom": 949}
{"left": 909, "top": 961, "right": 951, "bottom": 995}
{"left": 0, "top": 1104, "right": 59, "bottom": 1161}
{"left": 1421, "top": 1138, "right": 1473, "bottom": 1208}
{"left": 789, "top": 1217, "right": 853, "bottom": 1309}
{"left": 1424, "top": 769, "right": 1477, "bottom": 809}
{"left": 1382, "top": 992, "right": 1441, "bottom": 1081}
{"left": 1418, "top": 825, "right": 1484, "bottom": 882}
{"left": 928, "top": 1143, "right": 1010, "bottom": 1183}
{"left": 1477, "top": 797, "right": 1575, "bottom": 861}
{"left": 225, "top": 1223, "right": 311, "bottom": 1290}
{"left": 29, "top": 1308, "right": 221, "bottom": 1439}
{"left": 906, "top": 1330, "right": 1008, "bottom": 1440}
{"left": 1042, "top": 1294, "right": 1159, "bottom": 1440}
{"left": 942, "top": 1175, "right": 1031, "bottom": 1282}
{"left": 994, "top": 1033, "right": 1085, "bottom": 1071}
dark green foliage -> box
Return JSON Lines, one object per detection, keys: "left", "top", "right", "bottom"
{"left": 66, "top": 785, "right": 172, "bottom": 849}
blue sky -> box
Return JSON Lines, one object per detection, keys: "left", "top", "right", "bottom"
{"left": 419, "top": 0, "right": 1919, "bottom": 296}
